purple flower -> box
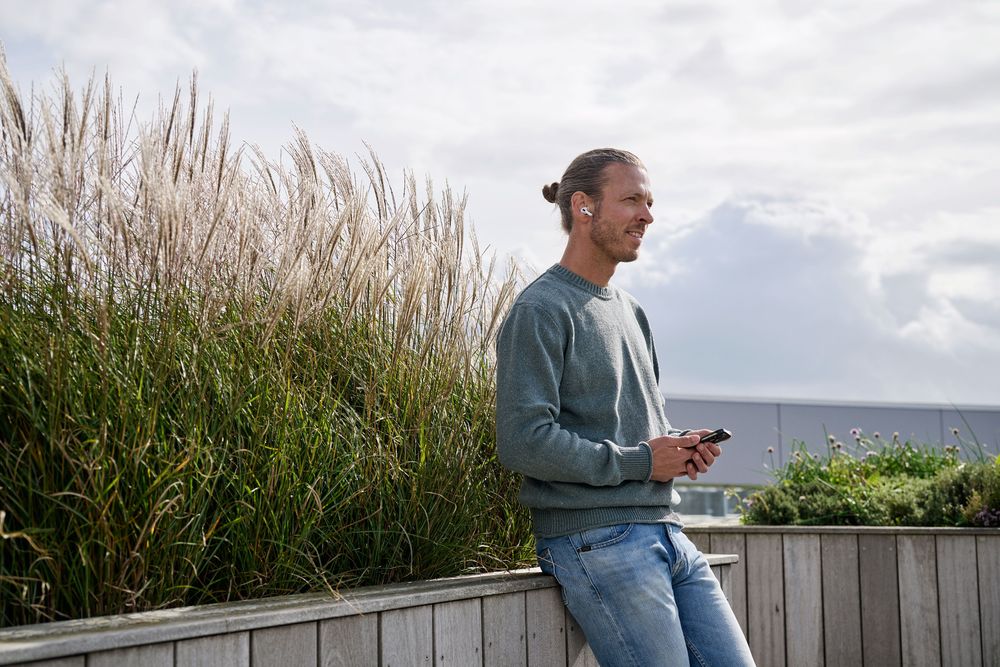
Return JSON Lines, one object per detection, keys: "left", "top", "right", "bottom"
{"left": 975, "top": 507, "right": 1000, "bottom": 528}
{"left": 850, "top": 428, "right": 861, "bottom": 438}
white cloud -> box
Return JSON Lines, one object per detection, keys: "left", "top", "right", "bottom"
{"left": 2, "top": 0, "right": 999, "bottom": 404}
{"left": 622, "top": 194, "right": 1000, "bottom": 404}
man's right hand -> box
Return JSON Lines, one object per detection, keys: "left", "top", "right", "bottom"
{"left": 647, "top": 432, "right": 722, "bottom": 481}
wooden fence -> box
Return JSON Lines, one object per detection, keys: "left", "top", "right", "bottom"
{"left": 685, "top": 526, "right": 1000, "bottom": 667}
{"left": 0, "top": 556, "right": 737, "bottom": 667}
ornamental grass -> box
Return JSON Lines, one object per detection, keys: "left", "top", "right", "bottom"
{"left": 0, "top": 57, "right": 531, "bottom": 627}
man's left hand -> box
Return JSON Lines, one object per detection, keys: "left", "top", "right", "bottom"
{"left": 682, "top": 429, "right": 722, "bottom": 481}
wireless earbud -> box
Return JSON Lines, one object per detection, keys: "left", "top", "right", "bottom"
{"left": 580, "top": 207, "right": 593, "bottom": 217}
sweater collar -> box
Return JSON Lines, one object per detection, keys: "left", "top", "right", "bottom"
{"left": 548, "top": 264, "right": 615, "bottom": 300}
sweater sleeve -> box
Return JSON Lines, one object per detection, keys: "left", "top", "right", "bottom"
{"left": 495, "top": 302, "right": 653, "bottom": 486}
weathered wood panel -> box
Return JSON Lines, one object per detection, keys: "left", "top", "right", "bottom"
{"left": 858, "top": 533, "right": 901, "bottom": 667}
{"left": 820, "top": 534, "right": 862, "bottom": 667}
{"left": 686, "top": 530, "right": 711, "bottom": 554}
{"left": 251, "top": 622, "right": 317, "bottom": 667}
{"left": 937, "top": 535, "right": 981, "bottom": 667}
{"left": 783, "top": 534, "right": 824, "bottom": 667}
{"left": 711, "top": 532, "right": 748, "bottom": 634}
{"left": 978, "top": 535, "right": 1000, "bottom": 667}
{"left": 0, "top": 563, "right": 738, "bottom": 667}
{"left": 897, "top": 534, "right": 940, "bottom": 667}
{"left": 434, "top": 599, "right": 482, "bottom": 666}
{"left": 525, "top": 588, "right": 565, "bottom": 666}
{"left": 746, "top": 533, "right": 785, "bottom": 667}
{"left": 711, "top": 564, "right": 728, "bottom": 602}
{"left": 319, "top": 614, "right": 378, "bottom": 667}
{"left": 176, "top": 631, "right": 249, "bottom": 667}
{"left": 87, "top": 643, "right": 173, "bottom": 667}
{"left": 380, "top": 606, "right": 433, "bottom": 667}
{"left": 482, "top": 592, "right": 526, "bottom": 667}
{"left": 565, "top": 607, "right": 598, "bottom": 667}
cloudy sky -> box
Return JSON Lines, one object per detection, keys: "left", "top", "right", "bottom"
{"left": 3, "top": 0, "right": 999, "bottom": 406}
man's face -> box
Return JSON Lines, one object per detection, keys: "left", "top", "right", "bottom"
{"left": 588, "top": 163, "right": 654, "bottom": 264}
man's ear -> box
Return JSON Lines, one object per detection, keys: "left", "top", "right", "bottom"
{"left": 570, "top": 191, "right": 593, "bottom": 226}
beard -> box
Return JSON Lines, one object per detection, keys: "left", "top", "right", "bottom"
{"left": 589, "top": 212, "right": 639, "bottom": 263}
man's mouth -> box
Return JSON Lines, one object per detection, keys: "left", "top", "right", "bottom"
{"left": 627, "top": 230, "right": 644, "bottom": 240}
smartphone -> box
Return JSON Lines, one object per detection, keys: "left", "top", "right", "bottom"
{"left": 698, "top": 428, "right": 732, "bottom": 445}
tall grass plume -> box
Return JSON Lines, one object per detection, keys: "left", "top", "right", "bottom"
{"left": 0, "top": 56, "right": 530, "bottom": 627}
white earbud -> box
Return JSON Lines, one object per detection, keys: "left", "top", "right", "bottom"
{"left": 580, "top": 207, "right": 593, "bottom": 217}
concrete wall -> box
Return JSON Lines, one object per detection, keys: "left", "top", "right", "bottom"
{"left": 666, "top": 395, "right": 1000, "bottom": 485}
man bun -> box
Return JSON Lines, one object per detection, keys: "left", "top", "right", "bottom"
{"left": 542, "top": 182, "right": 559, "bottom": 203}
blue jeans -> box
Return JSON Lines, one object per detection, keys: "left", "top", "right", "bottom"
{"left": 536, "top": 522, "right": 755, "bottom": 666}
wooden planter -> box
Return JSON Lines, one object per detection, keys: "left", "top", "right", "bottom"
{"left": 685, "top": 525, "right": 1000, "bottom": 667}
{"left": 0, "top": 556, "right": 737, "bottom": 666}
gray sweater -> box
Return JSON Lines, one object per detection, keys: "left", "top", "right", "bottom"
{"left": 495, "top": 264, "right": 681, "bottom": 538}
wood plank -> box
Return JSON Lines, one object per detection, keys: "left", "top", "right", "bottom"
{"left": 87, "top": 643, "right": 173, "bottom": 667}
{"left": 711, "top": 565, "right": 728, "bottom": 601}
{"left": 686, "top": 530, "right": 711, "bottom": 554}
{"left": 711, "top": 532, "right": 748, "bottom": 635}
{"left": 380, "top": 605, "right": 433, "bottom": 667}
{"left": 434, "top": 598, "right": 482, "bottom": 666}
{"left": 176, "top": 631, "right": 249, "bottom": 667}
{"left": 483, "top": 592, "right": 526, "bottom": 667}
{"left": 783, "top": 533, "right": 824, "bottom": 667}
{"left": 978, "top": 535, "right": 1000, "bottom": 667}
{"left": 937, "top": 535, "right": 981, "bottom": 667}
{"left": 319, "top": 614, "right": 378, "bottom": 667}
{"left": 859, "top": 533, "right": 901, "bottom": 667}
{"left": 565, "top": 607, "right": 598, "bottom": 667}
{"left": 897, "top": 534, "right": 940, "bottom": 667}
{"left": 19, "top": 659, "right": 85, "bottom": 667}
{"left": 252, "top": 622, "right": 318, "bottom": 667}
{"left": 820, "top": 534, "right": 862, "bottom": 667}
{"left": 525, "top": 587, "right": 565, "bottom": 666}
{"left": 746, "top": 533, "right": 785, "bottom": 667}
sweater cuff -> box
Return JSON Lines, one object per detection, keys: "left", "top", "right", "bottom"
{"left": 626, "top": 442, "right": 654, "bottom": 482}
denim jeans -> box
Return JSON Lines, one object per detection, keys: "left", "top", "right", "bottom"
{"left": 536, "top": 522, "right": 755, "bottom": 667}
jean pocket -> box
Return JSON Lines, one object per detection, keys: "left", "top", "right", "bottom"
{"left": 574, "top": 523, "right": 634, "bottom": 553}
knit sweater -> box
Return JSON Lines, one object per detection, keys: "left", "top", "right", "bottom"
{"left": 495, "top": 264, "right": 682, "bottom": 538}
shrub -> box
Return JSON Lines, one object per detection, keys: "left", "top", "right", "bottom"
{"left": 0, "top": 60, "right": 531, "bottom": 626}
{"left": 739, "top": 431, "right": 999, "bottom": 527}
{"left": 962, "top": 457, "right": 1000, "bottom": 527}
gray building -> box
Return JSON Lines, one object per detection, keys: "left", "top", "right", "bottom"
{"left": 666, "top": 395, "right": 1000, "bottom": 486}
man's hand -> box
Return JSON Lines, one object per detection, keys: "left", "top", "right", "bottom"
{"left": 647, "top": 429, "right": 723, "bottom": 481}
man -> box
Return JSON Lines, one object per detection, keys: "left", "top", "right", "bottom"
{"left": 495, "top": 148, "right": 755, "bottom": 666}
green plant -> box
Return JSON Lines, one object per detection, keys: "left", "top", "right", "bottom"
{"left": 962, "top": 457, "right": 1000, "bottom": 527}
{"left": 0, "top": 59, "right": 531, "bottom": 627}
{"left": 738, "top": 430, "right": 998, "bottom": 527}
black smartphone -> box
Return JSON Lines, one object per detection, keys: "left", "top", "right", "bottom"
{"left": 698, "top": 428, "right": 732, "bottom": 445}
